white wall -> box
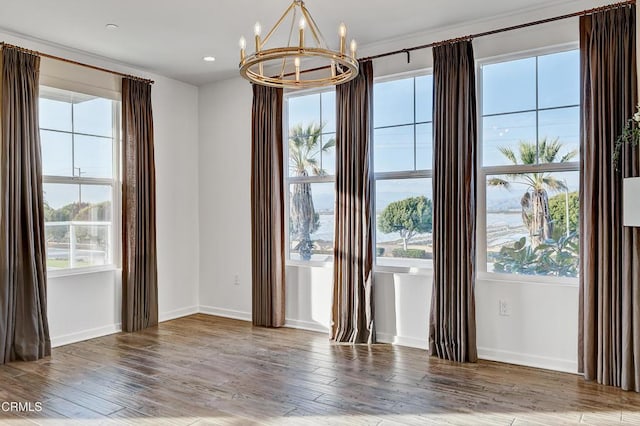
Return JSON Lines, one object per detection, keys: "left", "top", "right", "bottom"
{"left": 197, "top": 0, "right": 618, "bottom": 374}
{"left": 198, "top": 78, "right": 253, "bottom": 320}
{"left": 0, "top": 30, "right": 201, "bottom": 346}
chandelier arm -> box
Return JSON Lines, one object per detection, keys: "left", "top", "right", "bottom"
{"left": 261, "top": 1, "right": 296, "bottom": 47}
{"left": 240, "top": 47, "right": 358, "bottom": 88}
{"left": 299, "top": 6, "right": 326, "bottom": 49}
{"left": 279, "top": 7, "right": 298, "bottom": 78}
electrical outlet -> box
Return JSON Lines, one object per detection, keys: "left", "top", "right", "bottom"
{"left": 233, "top": 274, "right": 240, "bottom": 285}
{"left": 499, "top": 300, "right": 511, "bottom": 316}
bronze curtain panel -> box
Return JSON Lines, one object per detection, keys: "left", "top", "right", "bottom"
{"left": 251, "top": 84, "right": 285, "bottom": 327}
{"left": 429, "top": 40, "right": 478, "bottom": 363}
{"left": 0, "top": 47, "right": 51, "bottom": 364}
{"left": 331, "top": 60, "right": 375, "bottom": 344}
{"left": 579, "top": 5, "right": 640, "bottom": 392}
{"left": 122, "top": 78, "right": 158, "bottom": 333}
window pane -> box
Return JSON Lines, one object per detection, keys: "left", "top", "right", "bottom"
{"left": 374, "top": 125, "right": 414, "bottom": 172}
{"left": 486, "top": 171, "right": 579, "bottom": 277}
{"left": 483, "top": 57, "right": 536, "bottom": 115}
{"left": 73, "top": 97, "right": 113, "bottom": 137}
{"left": 43, "top": 183, "right": 112, "bottom": 270}
{"left": 374, "top": 78, "right": 414, "bottom": 127}
{"left": 483, "top": 112, "right": 537, "bottom": 167}
{"left": 289, "top": 182, "right": 334, "bottom": 262}
{"left": 538, "top": 107, "right": 579, "bottom": 164}
{"left": 43, "top": 183, "right": 112, "bottom": 217}
{"left": 416, "top": 123, "right": 433, "bottom": 171}
{"left": 288, "top": 93, "right": 320, "bottom": 129}
{"left": 376, "top": 178, "right": 432, "bottom": 267}
{"left": 74, "top": 135, "right": 113, "bottom": 178}
{"left": 321, "top": 133, "right": 336, "bottom": 175}
{"left": 415, "top": 75, "right": 433, "bottom": 123}
{"left": 538, "top": 50, "right": 580, "bottom": 109}
{"left": 321, "top": 91, "right": 336, "bottom": 134}
{"left": 73, "top": 224, "right": 111, "bottom": 267}
{"left": 39, "top": 97, "right": 72, "bottom": 132}
{"left": 288, "top": 125, "right": 321, "bottom": 178}
{"left": 286, "top": 92, "right": 336, "bottom": 178}
{"left": 41, "top": 130, "right": 73, "bottom": 177}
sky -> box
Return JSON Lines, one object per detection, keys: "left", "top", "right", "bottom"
{"left": 39, "top": 88, "right": 115, "bottom": 210}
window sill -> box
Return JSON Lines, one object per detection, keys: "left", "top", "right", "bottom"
{"left": 477, "top": 271, "right": 579, "bottom": 287}
{"left": 286, "top": 260, "right": 333, "bottom": 269}
{"left": 374, "top": 264, "right": 433, "bottom": 276}
{"left": 48, "top": 265, "right": 119, "bottom": 279}
{"left": 285, "top": 260, "right": 435, "bottom": 275}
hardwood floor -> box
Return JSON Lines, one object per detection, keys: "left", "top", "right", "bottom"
{"left": 1, "top": 314, "right": 640, "bottom": 425}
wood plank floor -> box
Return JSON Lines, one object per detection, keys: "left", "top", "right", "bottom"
{"left": 1, "top": 314, "right": 640, "bottom": 425}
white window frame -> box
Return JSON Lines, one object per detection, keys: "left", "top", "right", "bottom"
{"left": 284, "top": 87, "right": 336, "bottom": 268}
{"left": 476, "top": 43, "right": 580, "bottom": 285}
{"left": 372, "top": 70, "right": 434, "bottom": 275}
{"left": 40, "top": 86, "right": 121, "bottom": 278}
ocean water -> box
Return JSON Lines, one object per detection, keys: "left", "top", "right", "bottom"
{"left": 308, "top": 211, "right": 529, "bottom": 246}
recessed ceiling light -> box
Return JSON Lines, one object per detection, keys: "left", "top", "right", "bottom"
{"left": 203, "top": 56, "right": 216, "bottom": 62}
{"left": 105, "top": 24, "right": 119, "bottom": 30}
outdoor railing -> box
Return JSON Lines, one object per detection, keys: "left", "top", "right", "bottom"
{"left": 45, "top": 221, "right": 112, "bottom": 269}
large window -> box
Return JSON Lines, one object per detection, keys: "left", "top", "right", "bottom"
{"left": 373, "top": 74, "right": 434, "bottom": 268}
{"left": 479, "top": 49, "right": 580, "bottom": 278}
{"left": 285, "top": 89, "right": 336, "bottom": 262}
{"left": 39, "top": 86, "right": 119, "bottom": 271}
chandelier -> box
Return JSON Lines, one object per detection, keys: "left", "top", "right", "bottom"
{"left": 238, "top": 0, "right": 359, "bottom": 89}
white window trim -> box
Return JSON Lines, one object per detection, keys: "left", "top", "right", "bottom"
{"left": 372, "top": 70, "right": 435, "bottom": 273}
{"left": 41, "top": 86, "right": 121, "bottom": 277}
{"left": 284, "top": 87, "right": 336, "bottom": 266}
{"left": 476, "top": 44, "right": 580, "bottom": 284}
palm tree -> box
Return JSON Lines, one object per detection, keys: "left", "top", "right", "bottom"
{"left": 289, "top": 123, "right": 335, "bottom": 260}
{"left": 488, "top": 138, "right": 577, "bottom": 247}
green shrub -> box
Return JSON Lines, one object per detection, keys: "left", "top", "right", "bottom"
{"left": 376, "top": 247, "right": 385, "bottom": 256}
{"left": 549, "top": 191, "right": 579, "bottom": 239}
{"left": 493, "top": 233, "right": 579, "bottom": 277}
{"left": 392, "top": 248, "right": 427, "bottom": 259}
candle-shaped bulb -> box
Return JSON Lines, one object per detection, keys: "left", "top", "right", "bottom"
{"left": 239, "top": 36, "right": 246, "bottom": 63}
{"left": 294, "top": 57, "right": 301, "bottom": 81}
{"left": 350, "top": 39, "right": 357, "bottom": 57}
{"left": 298, "top": 17, "right": 305, "bottom": 49}
{"left": 339, "top": 23, "right": 347, "bottom": 38}
{"left": 254, "top": 22, "right": 262, "bottom": 52}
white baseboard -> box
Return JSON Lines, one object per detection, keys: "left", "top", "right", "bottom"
{"left": 198, "top": 305, "right": 252, "bottom": 322}
{"left": 51, "top": 324, "right": 122, "bottom": 348}
{"left": 159, "top": 306, "right": 199, "bottom": 322}
{"left": 51, "top": 306, "right": 198, "bottom": 348}
{"left": 284, "top": 318, "right": 329, "bottom": 334}
{"left": 477, "top": 347, "right": 578, "bottom": 374}
{"left": 376, "top": 332, "right": 429, "bottom": 350}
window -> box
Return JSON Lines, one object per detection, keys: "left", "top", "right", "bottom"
{"left": 39, "top": 86, "right": 119, "bottom": 271}
{"left": 285, "top": 89, "right": 336, "bottom": 262}
{"left": 479, "top": 49, "right": 580, "bottom": 278}
{"left": 373, "top": 74, "right": 434, "bottom": 268}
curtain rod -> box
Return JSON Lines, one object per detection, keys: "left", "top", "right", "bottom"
{"left": 0, "top": 42, "right": 155, "bottom": 85}
{"left": 360, "top": 0, "right": 635, "bottom": 62}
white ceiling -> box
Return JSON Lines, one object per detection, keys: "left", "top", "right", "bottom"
{"left": 0, "top": 0, "right": 579, "bottom": 86}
